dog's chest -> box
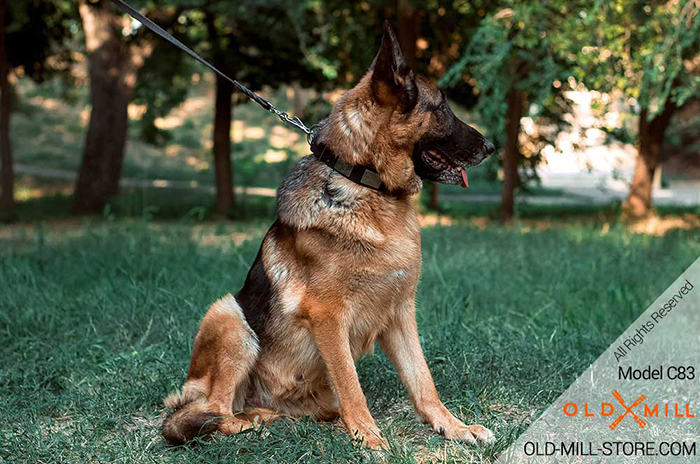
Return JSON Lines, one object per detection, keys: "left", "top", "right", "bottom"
{"left": 341, "top": 225, "right": 421, "bottom": 337}
{"left": 347, "top": 232, "right": 419, "bottom": 291}
{"left": 342, "top": 246, "right": 419, "bottom": 359}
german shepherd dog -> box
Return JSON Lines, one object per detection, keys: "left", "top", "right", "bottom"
{"left": 162, "top": 22, "right": 495, "bottom": 449}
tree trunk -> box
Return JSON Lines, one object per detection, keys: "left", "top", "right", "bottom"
{"left": 291, "top": 82, "right": 308, "bottom": 119}
{"left": 397, "top": 0, "right": 418, "bottom": 69}
{"left": 624, "top": 101, "right": 676, "bottom": 220}
{"left": 74, "top": 0, "right": 153, "bottom": 213}
{"left": 205, "top": 11, "right": 235, "bottom": 218}
{"left": 397, "top": 0, "right": 436, "bottom": 207}
{"left": 0, "top": 0, "right": 14, "bottom": 219}
{"left": 500, "top": 85, "right": 524, "bottom": 223}
{"left": 212, "top": 75, "right": 234, "bottom": 217}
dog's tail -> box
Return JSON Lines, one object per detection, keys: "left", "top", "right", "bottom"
{"left": 162, "top": 385, "right": 219, "bottom": 444}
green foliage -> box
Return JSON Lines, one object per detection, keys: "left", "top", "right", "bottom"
{"left": 291, "top": 0, "right": 390, "bottom": 87}
{"left": 133, "top": 42, "right": 194, "bottom": 146}
{"left": 181, "top": 0, "right": 325, "bottom": 91}
{"left": 292, "top": 0, "right": 491, "bottom": 106}
{"left": 440, "top": 2, "right": 580, "bottom": 180}
{"left": 574, "top": 0, "right": 700, "bottom": 117}
{"left": 5, "top": 0, "right": 75, "bottom": 82}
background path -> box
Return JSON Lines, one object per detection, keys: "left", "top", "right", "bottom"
{"left": 16, "top": 164, "right": 700, "bottom": 206}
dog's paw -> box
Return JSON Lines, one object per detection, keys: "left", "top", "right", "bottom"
{"left": 436, "top": 422, "right": 495, "bottom": 445}
{"left": 348, "top": 423, "right": 388, "bottom": 450}
{"left": 360, "top": 433, "right": 389, "bottom": 450}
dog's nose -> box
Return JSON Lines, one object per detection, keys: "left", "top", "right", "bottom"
{"left": 483, "top": 139, "right": 495, "bottom": 155}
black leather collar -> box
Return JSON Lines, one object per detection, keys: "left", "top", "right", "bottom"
{"left": 311, "top": 142, "right": 387, "bottom": 192}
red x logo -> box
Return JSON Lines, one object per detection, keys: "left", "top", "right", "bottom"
{"left": 609, "top": 389, "right": 646, "bottom": 430}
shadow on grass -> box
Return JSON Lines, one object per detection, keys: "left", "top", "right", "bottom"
{"left": 424, "top": 195, "right": 700, "bottom": 223}
{"left": 12, "top": 189, "right": 279, "bottom": 223}
{"left": 12, "top": 185, "right": 700, "bottom": 225}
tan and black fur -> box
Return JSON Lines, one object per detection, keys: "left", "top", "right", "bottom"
{"left": 163, "top": 22, "right": 495, "bottom": 450}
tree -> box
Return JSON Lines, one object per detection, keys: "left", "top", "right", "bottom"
{"left": 203, "top": 9, "right": 235, "bottom": 217}
{"left": 73, "top": 0, "right": 181, "bottom": 213}
{"left": 0, "top": 0, "right": 11, "bottom": 218}
{"left": 575, "top": 0, "right": 700, "bottom": 219}
{"left": 181, "top": 0, "right": 324, "bottom": 217}
{"left": 441, "top": 3, "right": 577, "bottom": 222}
{"left": 1, "top": 0, "right": 72, "bottom": 220}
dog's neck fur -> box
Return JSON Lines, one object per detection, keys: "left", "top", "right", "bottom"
{"left": 314, "top": 74, "right": 421, "bottom": 196}
{"left": 327, "top": 80, "right": 381, "bottom": 164}
{"left": 319, "top": 75, "right": 380, "bottom": 165}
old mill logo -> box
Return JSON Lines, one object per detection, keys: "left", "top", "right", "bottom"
{"left": 563, "top": 390, "right": 695, "bottom": 430}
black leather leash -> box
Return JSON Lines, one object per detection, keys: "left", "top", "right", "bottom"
{"left": 111, "top": 0, "right": 386, "bottom": 192}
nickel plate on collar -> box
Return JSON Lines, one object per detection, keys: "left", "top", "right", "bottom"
{"left": 334, "top": 158, "right": 353, "bottom": 176}
{"left": 360, "top": 170, "right": 382, "bottom": 189}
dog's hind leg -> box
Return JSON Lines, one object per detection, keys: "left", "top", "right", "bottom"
{"left": 162, "top": 294, "right": 260, "bottom": 444}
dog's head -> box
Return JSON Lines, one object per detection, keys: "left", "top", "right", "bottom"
{"left": 316, "top": 22, "right": 494, "bottom": 192}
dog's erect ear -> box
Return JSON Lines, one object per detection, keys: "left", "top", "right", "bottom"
{"left": 370, "top": 21, "right": 417, "bottom": 113}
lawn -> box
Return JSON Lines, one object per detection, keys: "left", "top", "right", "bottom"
{"left": 1, "top": 220, "right": 698, "bottom": 463}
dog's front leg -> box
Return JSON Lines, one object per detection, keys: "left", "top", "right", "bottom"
{"left": 307, "top": 303, "right": 388, "bottom": 450}
{"left": 379, "top": 301, "right": 494, "bottom": 445}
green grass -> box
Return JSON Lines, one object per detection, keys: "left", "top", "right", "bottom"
{"left": 1, "top": 220, "right": 698, "bottom": 463}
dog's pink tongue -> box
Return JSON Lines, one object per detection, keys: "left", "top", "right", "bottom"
{"left": 459, "top": 168, "right": 469, "bottom": 188}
